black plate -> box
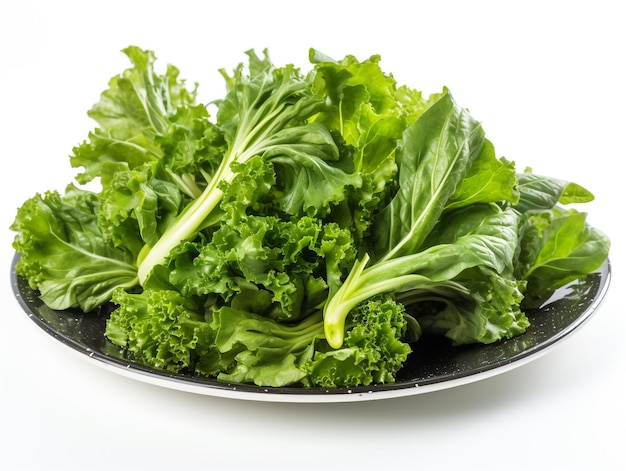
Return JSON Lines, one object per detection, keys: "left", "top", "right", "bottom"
{"left": 11, "top": 254, "right": 611, "bottom": 402}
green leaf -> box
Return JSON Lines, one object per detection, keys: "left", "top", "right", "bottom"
{"left": 218, "top": 156, "right": 278, "bottom": 224}
{"left": 310, "top": 51, "right": 401, "bottom": 147}
{"left": 11, "top": 185, "right": 138, "bottom": 311}
{"left": 305, "top": 295, "right": 411, "bottom": 387}
{"left": 445, "top": 139, "right": 519, "bottom": 210}
{"left": 518, "top": 208, "right": 610, "bottom": 307}
{"left": 310, "top": 51, "right": 418, "bottom": 240}
{"left": 157, "top": 104, "right": 227, "bottom": 198}
{"left": 164, "top": 215, "right": 355, "bottom": 322}
{"left": 394, "top": 85, "right": 446, "bottom": 128}
{"left": 372, "top": 92, "right": 485, "bottom": 261}
{"left": 405, "top": 266, "right": 528, "bottom": 345}
{"left": 515, "top": 170, "right": 594, "bottom": 213}
{"left": 205, "top": 307, "right": 323, "bottom": 387}
{"left": 106, "top": 288, "right": 213, "bottom": 373}
{"left": 98, "top": 161, "right": 186, "bottom": 249}
{"left": 71, "top": 46, "right": 197, "bottom": 184}
{"left": 323, "top": 204, "right": 521, "bottom": 348}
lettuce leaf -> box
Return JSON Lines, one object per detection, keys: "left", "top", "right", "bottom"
{"left": 11, "top": 185, "right": 138, "bottom": 311}
{"left": 106, "top": 288, "right": 213, "bottom": 372}
{"left": 70, "top": 46, "right": 199, "bottom": 184}
{"left": 200, "top": 294, "right": 410, "bottom": 388}
{"left": 163, "top": 214, "right": 355, "bottom": 322}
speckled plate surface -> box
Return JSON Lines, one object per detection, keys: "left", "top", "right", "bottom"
{"left": 11, "top": 254, "right": 611, "bottom": 403}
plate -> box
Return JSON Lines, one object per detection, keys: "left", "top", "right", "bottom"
{"left": 11, "top": 254, "right": 611, "bottom": 403}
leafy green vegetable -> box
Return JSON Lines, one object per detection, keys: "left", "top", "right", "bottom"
{"left": 11, "top": 184, "right": 138, "bottom": 312}
{"left": 135, "top": 49, "right": 361, "bottom": 284}
{"left": 71, "top": 46, "right": 202, "bottom": 184}
{"left": 162, "top": 214, "right": 354, "bottom": 322}
{"left": 517, "top": 207, "right": 610, "bottom": 308}
{"left": 201, "top": 306, "right": 323, "bottom": 387}
{"left": 106, "top": 288, "right": 213, "bottom": 372}
{"left": 310, "top": 50, "right": 445, "bottom": 243}
{"left": 107, "top": 289, "right": 409, "bottom": 388}
{"left": 305, "top": 295, "right": 411, "bottom": 387}
{"left": 323, "top": 203, "right": 525, "bottom": 347}
{"left": 515, "top": 169, "right": 594, "bottom": 213}
{"left": 11, "top": 46, "right": 610, "bottom": 389}
{"left": 323, "top": 92, "right": 516, "bottom": 347}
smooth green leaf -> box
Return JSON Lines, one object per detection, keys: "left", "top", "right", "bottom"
{"left": 515, "top": 170, "right": 594, "bottom": 213}
{"left": 518, "top": 208, "right": 610, "bottom": 307}
{"left": 445, "top": 139, "right": 519, "bottom": 210}
{"left": 372, "top": 92, "right": 485, "bottom": 261}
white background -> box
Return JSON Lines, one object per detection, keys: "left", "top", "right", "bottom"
{"left": 1, "top": 1, "right": 623, "bottom": 469}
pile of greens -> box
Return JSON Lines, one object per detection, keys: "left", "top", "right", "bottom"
{"left": 11, "top": 47, "right": 610, "bottom": 388}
